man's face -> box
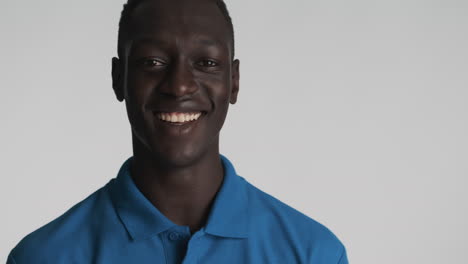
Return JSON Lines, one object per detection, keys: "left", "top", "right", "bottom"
{"left": 112, "top": 0, "right": 239, "bottom": 167}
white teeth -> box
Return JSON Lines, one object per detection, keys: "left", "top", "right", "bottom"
{"left": 157, "top": 112, "right": 203, "bottom": 123}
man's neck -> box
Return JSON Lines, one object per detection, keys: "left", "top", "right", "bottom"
{"left": 130, "top": 140, "right": 224, "bottom": 234}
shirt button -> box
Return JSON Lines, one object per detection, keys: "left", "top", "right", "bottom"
{"left": 168, "top": 232, "right": 181, "bottom": 241}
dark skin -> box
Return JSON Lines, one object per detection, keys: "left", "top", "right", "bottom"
{"left": 111, "top": 0, "right": 239, "bottom": 234}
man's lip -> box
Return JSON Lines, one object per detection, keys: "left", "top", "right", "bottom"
{"left": 149, "top": 104, "right": 208, "bottom": 113}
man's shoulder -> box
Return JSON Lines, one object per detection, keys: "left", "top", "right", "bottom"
{"left": 241, "top": 177, "right": 346, "bottom": 261}
{"left": 8, "top": 180, "right": 115, "bottom": 263}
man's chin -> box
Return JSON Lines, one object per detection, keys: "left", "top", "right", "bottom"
{"left": 150, "top": 147, "right": 206, "bottom": 169}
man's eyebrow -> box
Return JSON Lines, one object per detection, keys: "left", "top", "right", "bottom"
{"left": 194, "top": 36, "right": 223, "bottom": 47}
{"left": 132, "top": 37, "right": 169, "bottom": 47}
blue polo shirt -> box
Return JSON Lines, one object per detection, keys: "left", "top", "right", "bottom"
{"left": 7, "top": 155, "right": 348, "bottom": 264}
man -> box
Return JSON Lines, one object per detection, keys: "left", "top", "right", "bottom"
{"left": 7, "top": 0, "right": 348, "bottom": 263}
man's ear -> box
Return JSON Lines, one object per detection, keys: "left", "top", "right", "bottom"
{"left": 112, "top": 57, "right": 125, "bottom": 102}
{"left": 230, "top": 59, "right": 240, "bottom": 104}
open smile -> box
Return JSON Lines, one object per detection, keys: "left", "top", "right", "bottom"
{"left": 155, "top": 111, "right": 205, "bottom": 126}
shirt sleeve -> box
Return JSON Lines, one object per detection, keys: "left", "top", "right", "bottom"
{"left": 337, "top": 245, "right": 349, "bottom": 264}
{"left": 6, "top": 253, "right": 17, "bottom": 264}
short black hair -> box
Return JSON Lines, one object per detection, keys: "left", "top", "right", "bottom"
{"left": 117, "top": 0, "right": 235, "bottom": 59}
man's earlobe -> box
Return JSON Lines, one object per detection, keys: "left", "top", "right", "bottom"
{"left": 230, "top": 59, "right": 240, "bottom": 104}
{"left": 111, "top": 57, "right": 124, "bottom": 102}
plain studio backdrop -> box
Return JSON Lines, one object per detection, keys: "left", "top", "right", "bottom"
{"left": 1, "top": 0, "right": 467, "bottom": 263}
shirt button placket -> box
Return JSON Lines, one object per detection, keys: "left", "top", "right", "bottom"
{"left": 182, "top": 230, "right": 204, "bottom": 264}
{"left": 163, "top": 229, "right": 189, "bottom": 264}
{"left": 168, "top": 231, "right": 181, "bottom": 241}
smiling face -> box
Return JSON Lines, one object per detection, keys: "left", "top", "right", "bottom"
{"left": 112, "top": 0, "right": 239, "bottom": 167}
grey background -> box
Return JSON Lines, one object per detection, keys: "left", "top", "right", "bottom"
{"left": 1, "top": 0, "right": 467, "bottom": 263}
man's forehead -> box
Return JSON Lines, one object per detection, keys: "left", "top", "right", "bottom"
{"left": 127, "top": 1, "right": 231, "bottom": 49}
{"left": 131, "top": 1, "right": 228, "bottom": 35}
{"left": 132, "top": 35, "right": 225, "bottom": 48}
{"left": 132, "top": 0, "right": 224, "bottom": 23}
{"left": 118, "top": 0, "right": 234, "bottom": 59}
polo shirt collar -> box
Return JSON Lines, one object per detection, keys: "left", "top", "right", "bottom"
{"left": 204, "top": 155, "right": 249, "bottom": 238}
{"left": 109, "top": 155, "right": 249, "bottom": 241}
{"left": 109, "top": 157, "right": 175, "bottom": 240}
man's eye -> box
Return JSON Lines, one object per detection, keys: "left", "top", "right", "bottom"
{"left": 142, "top": 59, "right": 166, "bottom": 67}
{"left": 197, "top": 59, "right": 218, "bottom": 67}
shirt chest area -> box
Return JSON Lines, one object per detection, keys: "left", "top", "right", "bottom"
{"left": 91, "top": 227, "right": 305, "bottom": 264}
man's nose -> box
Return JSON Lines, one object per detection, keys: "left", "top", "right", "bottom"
{"left": 160, "top": 61, "right": 198, "bottom": 98}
